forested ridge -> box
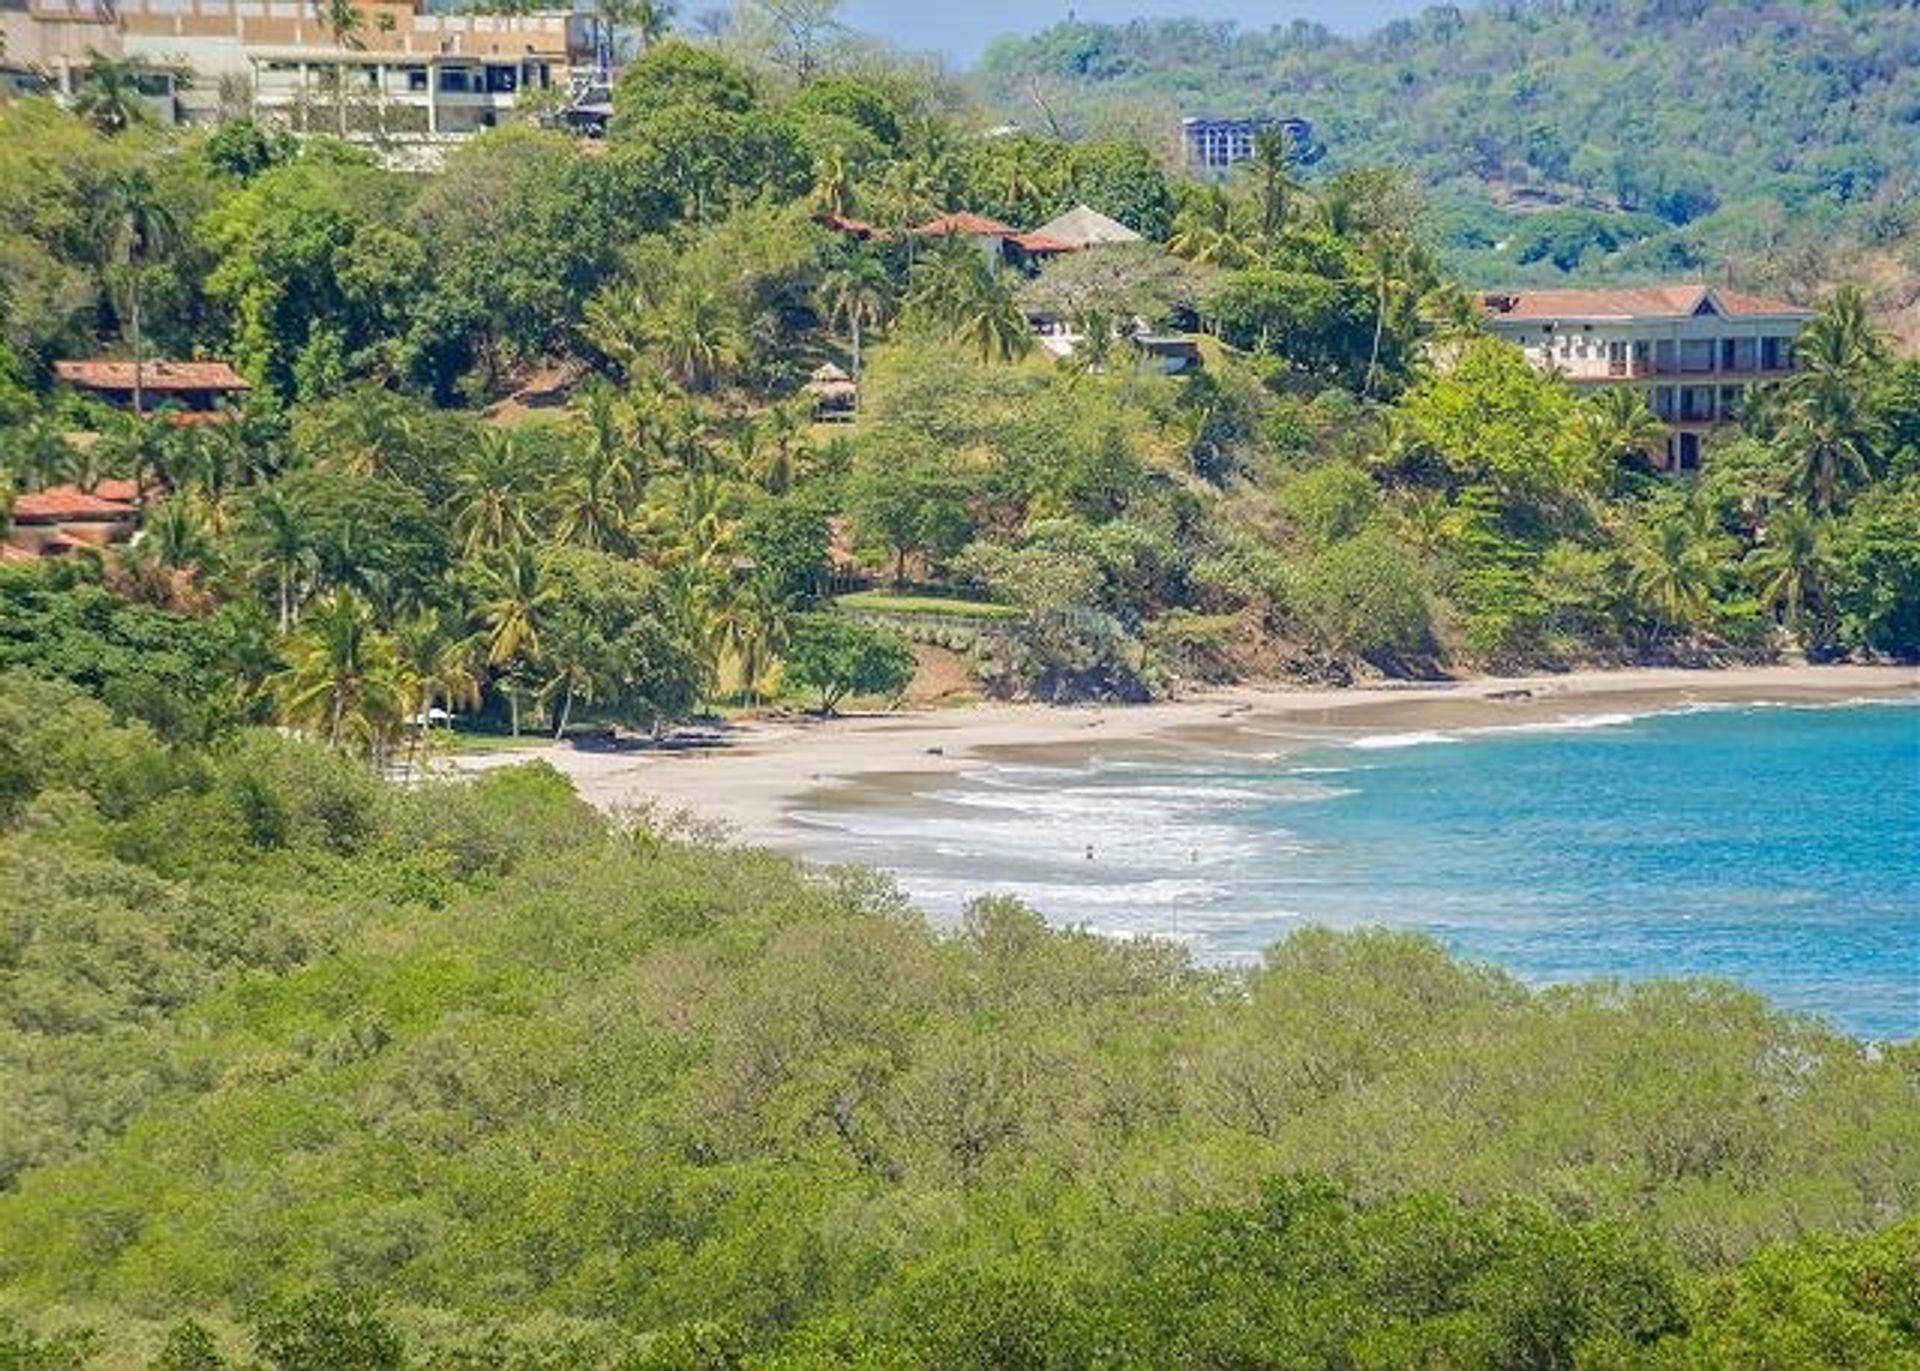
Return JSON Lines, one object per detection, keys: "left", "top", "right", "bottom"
{"left": 3, "top": 31, "right": 1917, "bottom": 753}
{"left": 1, "top": 673, "right": 1917, "bottom": 1366}
{"left": 977, "top": 0, "right": 1920, "bottom": 333}
{"left": 1, "top": 5, "right": 1919, "bottom": 1362}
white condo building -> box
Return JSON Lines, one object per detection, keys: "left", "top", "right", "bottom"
{"left": 1481, "top": 285, "right": 1814, "bottom": 471}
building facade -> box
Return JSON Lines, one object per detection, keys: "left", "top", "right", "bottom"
{"left": 2, "top": 0, "right": 577, "bottom": 152}
{"left": 1480, "top": 285, "right": 1814, "bottom": 471}
{"left": 1180, "top": 115, "right": 1314, "bottom": 172}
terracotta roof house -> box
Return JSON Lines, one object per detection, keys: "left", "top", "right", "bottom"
{"left": 815, "top": 211, "right": 890, "bottom": 242}
{"left": 5, "top": 482, "right": 140, "bottom": 557}
{"left": 53, "top": 359, "right": 250, "bottom": 417}
{"left": 1479, "top": 284, "right": 1814, "bottom": 473}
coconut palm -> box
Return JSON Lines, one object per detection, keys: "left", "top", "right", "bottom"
{"left": 911, "top": 241, "right": 1030, "bottom": 364}
{"left": 453, "top": 428, "right": 536, "bottom": 558}
{"left": 653, "top": 285, "right": 744, "bottom": 394}
{"left": 0, "top": 416, "right": 74, "bottom": 490}
{"left": 1580, "top": 387, "right": 1670, "bottom": 469}
{"left": 1356, "top": 231, "right": 1412, "bottom": 399}
{"left": 1779, "top": 287, "right": 1889, "bottom": 515}
{"left": 99, "top": 168, "right": 178, "bottom": 419}
{"left": 241, "top": 486, "right": 317, "bottom": 631}
{"left": 73, "top": 52, "right": 152, "bottom": 136}
{"left": 1248, "top": 124, "right": 1303, "bottom": 249}
{"left": 1745, "top": 507, "right": 1835, "bottom": 648}
{"left": 1627, "top": 503, "right": 1726, "bottom": 646}
{"left": 475, "top": 547, "right": 554, "bottom": 734}
{"left": 273, "top": 589, "right": 406, "bottom": 758}
{"left": 1168, "top": 185, "right": 1251, "bottom": 268}
{"left": 817, "top": 250, "right": 891, "bottom": 382}
{"left": 813, "top": 145, "right": 856, "bottom": 220}
{"left": 143, "top": 493, "right": 215, "bottom": 574}
{"left": 394, "top": 609, "right": 482, "bottom": 772}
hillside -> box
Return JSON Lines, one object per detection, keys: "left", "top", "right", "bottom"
{"left": 974, "top": 0, "right": 1920, "bottom": 302}
{"left": 1, "top": 674, "right": 1917, "bottom": 1366}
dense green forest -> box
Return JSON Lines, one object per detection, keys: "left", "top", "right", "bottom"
{"left": 3, "top": 25, "right": 1917, "bottom": 755}
{"left": 2, "top": 673, "right": 1918, "bottom": 1366}
{"left": 975, "top": 0, "right": 1920, "bottom": 326}
{"left": 1, "top": 11, "right": 1918, "bottom": 1360}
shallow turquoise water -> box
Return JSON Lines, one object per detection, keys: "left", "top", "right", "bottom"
{"left": 799, "top": 701, "right": 1920, "bottom": 1040}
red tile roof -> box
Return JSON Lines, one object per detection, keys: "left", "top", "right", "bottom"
{"left": 1480, "top": 286, "right": 1809, "bottom": 321}
{"left": 53, "top": 359, "right": 250, "bottom": 393}
{"left": 815, "top": 211, "right": 891, "bottom": 241}
{"left": 10, "top": 485, "right": 140, "bottom": 523}
{"left": 912, "top": 211, "right": 1019, "bottom": 238}
{"left": 1008, "top": 231, "right": 1078, "bottom": 254}
{"left": 0, "top": 543, "right": 36, "bottom": 563}
{"left": 93, "top": 478, "right": 142, "bottom": 503}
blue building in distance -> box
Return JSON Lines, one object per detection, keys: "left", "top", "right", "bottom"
{"left": 1181, "top": 115, "right": 1320, "bottom": 171}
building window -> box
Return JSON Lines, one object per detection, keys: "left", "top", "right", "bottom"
{"left": 438, "top": 67, "right": 472, "bottom": 93}
{"left": 405, "top": 66, "right": 427, "bottom": 91}
{"left": 485, "top": 65, "right": 517, "bottom": 93}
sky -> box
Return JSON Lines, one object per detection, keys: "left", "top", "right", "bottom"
{"left": 835, "top": 1, "right": 1451, "bottom": 65}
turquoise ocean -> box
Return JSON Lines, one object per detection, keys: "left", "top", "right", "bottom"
{"left": 797, "top": 700, "right": 1920, "bottom": 1040}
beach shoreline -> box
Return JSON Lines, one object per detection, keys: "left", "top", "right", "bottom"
{"left": 445, "top": 663, "right": 1920, "bottom": 848}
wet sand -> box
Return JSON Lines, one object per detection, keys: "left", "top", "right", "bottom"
{"left": 446, "top": 664, "right": 1919, "bottom": 848}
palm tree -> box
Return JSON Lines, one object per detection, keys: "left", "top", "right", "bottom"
{"left": 143, "top": 494, "right": 215, "bottom": 575}
{"left": 1781, "top": 391, "right": 1877, "bottom": 515}
{"left": 242, "top": 487, "right": 317, "bottom": 631}
{"left": 1780, "top": 286, "right": 1889, "bottom": 515}
{"left": 453, "top": 428, "right": 535, "bottom": 558}
{"left": 1168, "top": 185, "right": 1251, "bottom": 268}
{"left": 1356, "top": 231, "right": 1411, "bottom": 399}
{"left": 0, "top": 416, "right": 74, "bottom": 490}
{"left": 394, "top": 609, "right": 482, "bottom": 772}
{"left": 551, "top": 437, "right": 634, "bottom": 554}
{"left": 1745, "top": 508, "right": 1835, "bottom": 648}
{"left": 910, "top": 241, "right": 1030, "bottom": 364}
{"left": 475, "top": 547, "right": 554, "bottom": 734}
{"left": 813, "top": 145, "right": 856, "bottom": 220}
{"left": 653, "top": 285, "right": 743, "bottom": 394}
{"left": 817, "top": 250, "right": 890, "bottom": 382}
{"left": 99, "top": 169, "right": 178, "bottom": 420}
{"left": 1627, "top": 503, "right": 1726, "bottom": 646}
{"left": 953, "top": 269, "right": 1032, "bottom": 365}
{"left": 73, "top": 52, "right": 152, "bottom": 136}
{"left": 273, "top": 589, "right": 406, "bottom": 758}
{"left": 1581, "top": 387, "right": 1670, "bottom": 469}
{"left": 716, "top": 578, "right": 787, "bottom": 705}
{"left": 1248, "top": 124, "right": 1302, "bottom": 249}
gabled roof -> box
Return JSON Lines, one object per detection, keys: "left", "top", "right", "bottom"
{"left": 53, "top": 359, "right": 250, "bottom": 393}
{"left": 912, "top": 211, "right": 1018, "bottom": 238}
{"left": 1480, "top": 285, "right": 1810, "bottom": 322}
{"left": 815, "top": 211, "right": 890, "bottom": 241}
{"left": 10, "top": 485, "right": 140, "bottom": 523}
{"left": 1035, "top": 204, "right": 1143, "bottom": 248}
{"left": 1007, "top": 231, "right": 1077, "bottom": 254}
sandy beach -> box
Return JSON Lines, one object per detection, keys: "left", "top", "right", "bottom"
{"left": 446, "top": 663, "right": 1919, "bottom": 847}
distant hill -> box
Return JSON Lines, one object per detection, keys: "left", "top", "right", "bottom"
{"left": 974, "top": 1, "right": 1920, "bottom": 302}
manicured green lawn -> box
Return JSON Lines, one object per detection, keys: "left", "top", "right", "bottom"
{"left": 834, "top": 590, "right": 1025, "bottom": 620}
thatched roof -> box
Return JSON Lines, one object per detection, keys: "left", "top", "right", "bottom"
{"left": 1034, "top": 204, "right": 1143, "bottom": 248}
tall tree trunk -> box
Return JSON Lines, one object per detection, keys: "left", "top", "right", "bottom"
{"left": 130, "top": 264, "right": 144, "bottom": 420}
{"left": 851, "top": 314, "right": 862, "bottom": 384}
{"left": 1365, "top": 278, "right": 1387, "bottom": 399}
{"left": 553, "top": 680, "right": 573, "bottom": 740}
{"left": 278, "top": 567, "right": 292, "bottom": 633}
